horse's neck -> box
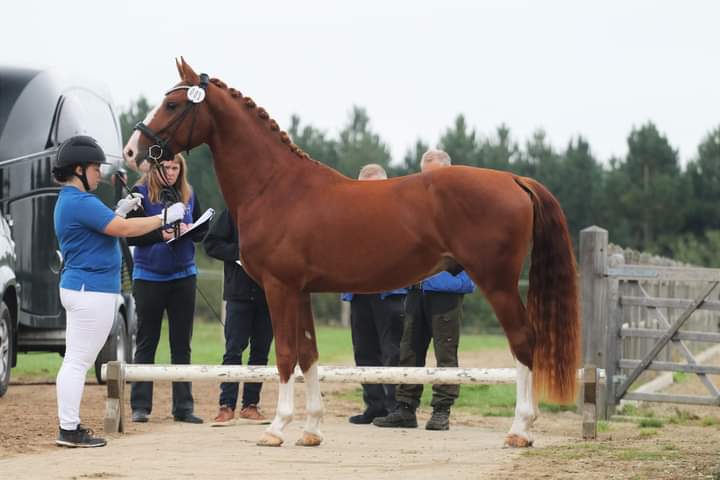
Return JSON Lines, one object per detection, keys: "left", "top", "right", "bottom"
{"left": 207, "top": 105, "right": 343, "bottom": 211}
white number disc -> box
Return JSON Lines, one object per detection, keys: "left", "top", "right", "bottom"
{"left": 187, "top": 86, "right": 206, "bottom": 103}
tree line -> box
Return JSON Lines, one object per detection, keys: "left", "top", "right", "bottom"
{"left": 120, "top": 97, "right": 720, "bottom": 330}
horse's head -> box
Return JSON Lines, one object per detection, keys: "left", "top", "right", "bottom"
{"left": 124, "top": 58, "right": 213, "bottom": 172}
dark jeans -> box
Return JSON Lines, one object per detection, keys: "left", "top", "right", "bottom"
{"left": 219, "top": 300, "right": 274, "bottom": 409}
{"left": 396, "top": 290, "right": 464, "bottom": 410}
{"left": 130, "top": 276, "right": 196, "bottom": 417}
{"left": 350, "top": 294, "right": 405, "bottom": 414}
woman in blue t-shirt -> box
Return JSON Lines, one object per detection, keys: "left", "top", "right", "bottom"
{"left": 125, "top": 153, "right": 208, "bottom": 424}
{"left": 52, "top": 135, "right": 185, "bottom": 448}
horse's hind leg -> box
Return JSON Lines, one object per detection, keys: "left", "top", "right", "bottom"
{"left": 296, "top": 293, "right": 323, "bottom": 447}
{"left": 474, "top": 276, "right": 538, "bottom": 448}
{"left": 257, "top": 282, "right": 300, "bottom": 447}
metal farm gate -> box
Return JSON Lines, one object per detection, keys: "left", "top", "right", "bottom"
{"left": 580, "top": 227, "right": 720, "bottom": 418}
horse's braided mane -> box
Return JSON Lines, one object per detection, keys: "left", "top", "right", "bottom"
{"left": 209, "top": 77, "right": 314, "bottom": 162}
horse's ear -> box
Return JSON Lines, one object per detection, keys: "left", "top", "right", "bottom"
{"left": 176, "top": 58, "right": 184, "bottom": 79}
{"left": 179, "top": 57, "right": 200, "bottom": 83}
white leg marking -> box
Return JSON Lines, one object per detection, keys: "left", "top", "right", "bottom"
{"left": 302, "top": 362, "right": 324, "bottom": 437}
{"left": 266, "top": 375, "right": 295, "bottom": 440}
{"left": 508, "top": 361, "right": 537, "bottom": 441}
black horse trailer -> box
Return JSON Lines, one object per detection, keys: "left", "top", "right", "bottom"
{"left": 0, "top": 66, "right": 137, "bottom": 390}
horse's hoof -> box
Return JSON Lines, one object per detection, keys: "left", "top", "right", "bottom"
{"left": 257, "top": 432, "right": 284, "bottom": 447}
{"left": 295, "top": 432, "right": 322, "bottom": 447}
{"left": 503, "top": 434, "right": 533, "bottom": 448}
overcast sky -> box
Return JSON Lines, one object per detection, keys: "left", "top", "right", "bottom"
{"left": 3, "top": 0, "right": 719, "bottom": 166}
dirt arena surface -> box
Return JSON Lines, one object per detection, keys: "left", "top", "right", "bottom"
{"left": 1, "top": 352, "right": 719, "bottom": 479}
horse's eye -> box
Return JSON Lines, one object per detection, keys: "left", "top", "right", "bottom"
{"left": 166, "top": 102, "right": 178, "bottom": 111}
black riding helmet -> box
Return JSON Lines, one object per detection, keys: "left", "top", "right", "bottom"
{"left": 52, "top": 135, "right": 109, "bottom": 191}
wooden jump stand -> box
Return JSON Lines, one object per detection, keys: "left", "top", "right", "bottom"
{"left": 104, "top": 361, "right": 126, "bottom": 434}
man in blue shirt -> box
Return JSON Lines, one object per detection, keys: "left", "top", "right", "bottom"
{"left": 373, "top": 150, "right": 475, "bottom": 431}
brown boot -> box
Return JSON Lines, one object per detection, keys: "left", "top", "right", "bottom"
{"left": 210, "top": 406, "right": 235, "bottom": 427}
{"left": 237, "top": 405, "right": 270, "bottom": 424}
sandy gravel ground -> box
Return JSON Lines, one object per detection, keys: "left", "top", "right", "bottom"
{"left": 1, "top": 350, "right": 719, "bottom": 479}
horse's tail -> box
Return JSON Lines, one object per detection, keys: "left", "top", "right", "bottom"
{"left": 514, "top": 176, "right": 580, "bottom": 404}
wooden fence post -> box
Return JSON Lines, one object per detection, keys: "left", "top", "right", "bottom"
{"left": 104, "top": 361, "right": 125, "bottom": 434}
{"left": 582, "top": 364, "right": 598, "bottom": 439}
{"left": 579, "top": 226, "right": 609, "bottom": 418}
{"left": 604, "top": 252, "right": 624, "bottom": 418}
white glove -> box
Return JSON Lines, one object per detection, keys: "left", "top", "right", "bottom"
{"left": 159, "top": 202, "right": 186, "bottom": 224}
{"left": 115, "top": 193, "right": 144, "bottom": 218}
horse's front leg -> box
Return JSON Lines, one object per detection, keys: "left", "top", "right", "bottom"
{"left": 296, "top": 293, "right": 323, "bottom": 447}
{"left": 256, "top": 282, "right": 301, "bottom": 447}
{"left": 505, "top": 360, "right": 537, "bottom": 448}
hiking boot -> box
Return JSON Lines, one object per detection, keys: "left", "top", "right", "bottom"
{"left": 425, "top": 407, "right": 450, "bottom": 431}
{"left": 237, "top": 405, "right": 270, "bottom": 424}
{"left": 173, "top": 413, "right": 204, "bottom": 424}
{"left": 211, "top": 406, "right": 235, "bottom": 427}
{"left": 372, "top": 403, "right": 418, "bottom": 428}
{"left": 56, "top": 425, "right": 107, "bottom": 448}
{"left": 349, "top": 409, "right": 387, "bottom": 425}
{"left": 132, "top": 410, "right": 149, "bottom": 423}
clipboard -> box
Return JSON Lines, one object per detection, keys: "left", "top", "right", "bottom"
{"left": 166, "top": 208, "right": 215, "bottom": 244}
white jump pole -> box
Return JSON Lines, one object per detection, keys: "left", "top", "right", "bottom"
{"left": 102, "top": 364, "right": 519, "bottom": 384}
{"left": 102, "top": 362, "right": 602, "bottom": 437}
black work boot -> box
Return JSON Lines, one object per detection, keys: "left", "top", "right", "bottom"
{"left": 425, "top": 407, "right": 450, "bottom": 431}
{"left": 56, "top": 425, "right": 107, "bottom": 448}
{"left": 372, "top": 402, "right": 418, "bottom": 428}
{"left": 349, "top": 409, "right": 388, "bottom": 425}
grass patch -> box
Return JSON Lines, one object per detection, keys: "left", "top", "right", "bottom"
{"left": 668, "top": 408, "right": 700, "bottom": 425}
{"left": 672, "top": 371, "right": 690, "bottom": 383}
{"left": 597, "top": 420, "right": 610, "bottom": 432}
{"left": 618, "top": 448, "right": 678, "bottom": 461}
{"left": 523, "top": 441, "right": 681, "bottom": 463}
{"left": 335, "top": 381, "right": 579, "bottom": 417}
{"left": 523, "top": 442, "right": 607, "bottom": 460}
{"left": 449, "top": 384, "right": 516, "bottom": 416}
{"left": 638, "top": 428, "right": 659, "bottom": 438}
{"left": 617, "top": 403, "right": 656, "bottom": 418}
{"left": 12, "top": 323, "right": 506, "bottom": 382}
{"left": 701, "top": 416, "right": 720, "bottom": 427}
{"left": 638, "top": 418, "right": 663, "bottom": 428}
{"left": 539, "top": 401, "right": 576, "bottom": 413}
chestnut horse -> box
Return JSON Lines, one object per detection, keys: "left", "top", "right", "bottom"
{"left": 124, "top": 59, "right": 580, "bottom": 448}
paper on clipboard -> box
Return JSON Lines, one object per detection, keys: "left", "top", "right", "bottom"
{"left": 166, "top": 208, "right": 215, "bottom": 244}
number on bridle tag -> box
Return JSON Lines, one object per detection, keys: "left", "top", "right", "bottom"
{"left": 187, "top": 86, "right": 206, "bottom": 103}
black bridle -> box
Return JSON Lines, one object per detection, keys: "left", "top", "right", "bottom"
{"left": 133, "top": 73, "right": 210, "bottom": 237}
{"left": 133, "top": 73, "right": 210, "bottom": 234}
{"left": 134, "top": 72, "right": 210, "bottom": 168}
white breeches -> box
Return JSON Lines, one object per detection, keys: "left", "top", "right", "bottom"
{"left": 56, "top": 288, "right": 116, "bottom": 430}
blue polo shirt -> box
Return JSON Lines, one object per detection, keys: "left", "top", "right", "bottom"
{"left": 54, "top": 185, "right": 121, "bottom": 293}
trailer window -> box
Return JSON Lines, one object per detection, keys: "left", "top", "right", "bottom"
{"left": 56, "top": 89, "right": 122, "bottom": 156}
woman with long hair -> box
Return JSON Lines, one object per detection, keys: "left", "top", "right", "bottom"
{"left": 127, "top": 153, "right": 209, "bottom": 424}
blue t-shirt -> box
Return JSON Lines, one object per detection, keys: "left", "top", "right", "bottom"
{"left": 54, "top": 185, "right": 121, "bottom": 293}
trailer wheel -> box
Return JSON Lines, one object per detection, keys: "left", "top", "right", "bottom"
{"left": 0, "top": 301, "right": 12, "bottom": 397}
